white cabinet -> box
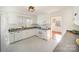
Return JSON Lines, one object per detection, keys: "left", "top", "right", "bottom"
{"left": 25, "top": 29, "right": 35, "bottom": 37}
{"left": 41, "top": 30, "right": 51, "bottom": 40}
{"left": 21, "top": 30, "right": 27, "bottom": 39}
{"left": 41, "top": 30, "right": 46, "bottom": 39}
{"left": 17, "top": 16, "right": 23, "bottom": 25}
{"left": 9, "top": 29, "right": 36, "bottom": 43}
{"left": 37, "top": 14, "right": 50, "bottom": 25}
{"left": 8, "top": 16, "right": 18, "bottom": 24}
{"left": 36, "top": 29, "right": 51, "bottom": 40}
{"left": 36, "top": 29, "right": 42, "bottom": 38}
{"left": 15, "top": 31, "right": 22, "bottom": 41}
{"left": 22, "top": 29, "right": 35, "bottom": 39}
{"left": 8, "top": 15, "right": 23, "bottom": 25}
{"left": 8, "top": 15, "right": 33, "bottom": 25}
{"left": 9, "top": 28, "right": 51, "bottom": 43}
{"left": 9, "top": 32, "right": 15, "bottom": 43}
{"left": 35, "top": 29, "right": 39, "bottom": 36}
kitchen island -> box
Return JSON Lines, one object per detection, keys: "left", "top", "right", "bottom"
{"left": 53, "top": 31, "right": 79, "bottom": 52}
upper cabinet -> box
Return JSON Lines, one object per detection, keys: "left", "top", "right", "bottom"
{"left": 8, "top": 15, "right": 32, "bottom": 25}
{"left": 23, "top": 17, "right": 33, "bottom": 27}
{"left": 8, "top": 13, "right": 35, "bottom": 28}
{"left": 73, "top": 7, "right": 79, "bottom": 26}
{"left": 37, "top": 14, "right": 50, "bottom": 25}
{"left": 8, "top": 14, "right": 18, "bottom": 25}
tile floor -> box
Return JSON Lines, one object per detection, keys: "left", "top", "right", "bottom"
{"left": 6, "top": 35, "right": 62, "bottom": 52}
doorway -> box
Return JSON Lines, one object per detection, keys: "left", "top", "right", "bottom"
{"left": 50, "top": 16, "right": 62, "bottom": 42}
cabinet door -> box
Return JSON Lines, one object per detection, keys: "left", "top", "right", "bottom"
{"left": 15, "top": 31, "right": 22, "bottom": 41}
{"left": 41, "top": 30, "right": 51, "bottom": 40}
{"left": 21, "top": 30, "right": 28, "bottom": 39}
{"left": 8, "top": 15, "right": 18, "bottom": 24}
{"left": 42, "top": 30, "right": 47, "bottom": 39}
{"left": 14, "top": 29, "right": 36, "bottom": 42}
{"left": 34, "top": 29, "right": 37, "bottom": 35}
{"left": 30, "top": 29, "right": 36, "bottom": 36}
{"left": 17, "top": 16, "right": 23, "bottom": 25}
{"left": 9, "top": 32, "right": 15, "bottom": 43}
{"left": 26, "top": 29, "right": 34, "bottom": 37}
{"left": 37, "top": 30, "right": 42, "bottom": 38}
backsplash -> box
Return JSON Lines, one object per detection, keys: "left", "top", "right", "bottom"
{"left": 9, "top": 24, "right": 27, "bottom": 29}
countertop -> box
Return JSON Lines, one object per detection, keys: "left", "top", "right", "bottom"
{"left": 53, "top": 31, "right": 79, "bottom": 52}
{"left": 8, "top": 26, "right": 51, "bottom": 32}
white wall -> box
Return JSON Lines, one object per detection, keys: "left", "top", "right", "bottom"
{"left": 61, "top": 7, "right": 74, "bottom": 30}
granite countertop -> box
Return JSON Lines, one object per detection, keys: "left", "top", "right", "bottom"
{"left": 67, "top": 30, "right": 79, "bottom": 35}
{"left": 53, "top": 31, "right": 79, "bottom": 52}
{"left": 8, "top": 26, "right": 51, "bottom": 32}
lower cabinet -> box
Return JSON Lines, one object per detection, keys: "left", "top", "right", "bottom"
{"left": 36, "top": 29, "right": 42, "bottom": 38}
{"left": 14, "top": 30, "right": 34, "bottom": 42}
{"left": 9, "top": 29, "right": 51, "bottom": 44}
{"left": 9, "top": 32, "right": 15, "bottom": 43}
{"left": 42, "top": 30, "right": 51, "bottom": 40}
{"left": 9, "top": 29, "right": 36, "bottom": 43}
{"left": 14, "top": 31, "right": 22, "bottom": 41}
{"left": 36, "top": 29, "right": 51, "bottom": 40}
{"left": 25, "top": 29, "right": 35, "bottom": 38}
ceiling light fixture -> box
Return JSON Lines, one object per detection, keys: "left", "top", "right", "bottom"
{"left": 28, "top": 6, "right": 35, "bottom": 12}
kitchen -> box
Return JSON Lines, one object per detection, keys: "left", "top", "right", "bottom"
{"left": 0, "top": 6, "right": 79, "bottom": 52}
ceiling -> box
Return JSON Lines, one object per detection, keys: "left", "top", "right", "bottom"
{"left": 0, "top": 6, "right": 71, "bottom": 15}
{"left": 33, "top": 6, "right": 67, "bottom": 14}
{"left": 21, "top": 6, "right": 70, "bottom": 14}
